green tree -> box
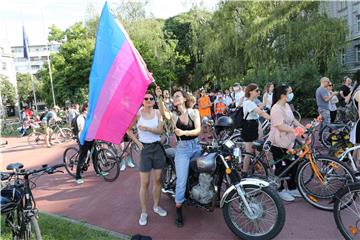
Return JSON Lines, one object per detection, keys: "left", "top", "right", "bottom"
{"left": 0, "top": 75, "right": 16, "bottom": 105}
{"left": 38, "top": 23, "right": 94, "bottom": 106}
{"left": 16, "top": 73, "right": 41, "bottom": 105}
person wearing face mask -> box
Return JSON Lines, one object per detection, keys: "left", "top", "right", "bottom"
{"left": 163, "top": 90, "right": 174, "bottom": 112}
{"left": 267, "top": 85, "right": 306, "bottom": 202}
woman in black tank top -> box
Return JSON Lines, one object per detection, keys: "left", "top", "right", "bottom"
{"left": 156, "top": 87, "right": 202, "bottom": 228}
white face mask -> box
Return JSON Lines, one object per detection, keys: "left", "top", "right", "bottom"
{"left": 233, "top": 87, "right": 239, "bottom": 91}
{"left": 287, "top": 93, "right": 294, "bottom": 102}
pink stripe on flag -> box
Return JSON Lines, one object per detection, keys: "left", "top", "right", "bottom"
{"left": 94, "top": 58, "right": 151, "bottom": 143}
{"left": 86, "top": 41, "right": 134, "bottom": 140}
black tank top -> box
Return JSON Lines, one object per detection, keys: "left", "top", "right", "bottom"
{"left": 176, "top": 114, "right": 197, "bottom": 141}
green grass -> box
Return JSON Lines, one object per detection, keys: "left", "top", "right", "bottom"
{"left": 1, "top": 213, "right": 125, "bottom": 240}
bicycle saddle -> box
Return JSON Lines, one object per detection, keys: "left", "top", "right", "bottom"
{"left": 6, "top": 163, "right": 24, "bottom": 171}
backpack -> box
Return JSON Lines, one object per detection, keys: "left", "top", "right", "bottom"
{"left": 230, "top": 106, "right": 252, "bottom": 130}
{"left": 40, "top": 111, "right": 48, "bottom": 121}
{"left": 71, "top": 114, "right": 82, "bottom": 137}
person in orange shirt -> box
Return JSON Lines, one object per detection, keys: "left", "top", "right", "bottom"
{"left": 197, "top": 89, "right": 212, "bottom": 119}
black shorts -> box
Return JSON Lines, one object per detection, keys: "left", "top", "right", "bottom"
{"left": 139, "top": 142, "right": 166, "bottom": 172}
{"left": 241, "top": 120, "right": 259, "bottom": 142}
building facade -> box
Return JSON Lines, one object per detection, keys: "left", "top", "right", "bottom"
{"left": 11, "top": 43, "right": 60, "bottom": 74}
{"left": 0, "top": 40, "right": 17, "bottom": 87}
{"left": 323, "top": 1, "right": 360, "bottom": 72}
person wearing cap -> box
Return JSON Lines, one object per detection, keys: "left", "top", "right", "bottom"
{"left": 41, "top": 105, "right": 61, "bottom": 147}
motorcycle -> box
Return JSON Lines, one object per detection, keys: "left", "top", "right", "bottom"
{"left": 161, "top": 116, "right": 286, "bottom": 240}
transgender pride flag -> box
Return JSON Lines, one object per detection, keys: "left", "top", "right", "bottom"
{"left": 80, "top": 2, "right": 152, "bottom": 144}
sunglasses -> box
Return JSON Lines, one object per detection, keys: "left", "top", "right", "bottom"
{"left": 144, "top": 97, "right": 154, "bottom": 101}
{"left": 255, "top": 89, "right": 260, "bottom": 92}
{"left": 329, "top": 84, "right": 333, "bottom": 87}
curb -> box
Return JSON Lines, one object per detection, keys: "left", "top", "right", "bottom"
{"left": 41, "top": 211, "right": 130, "bottom": 240}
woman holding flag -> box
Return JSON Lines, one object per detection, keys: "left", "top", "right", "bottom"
{"left": 127, "top": 91, "right": 168, "bottom": 226}
{"left": 156, "top": 86, "right": 202, "bottom": 228}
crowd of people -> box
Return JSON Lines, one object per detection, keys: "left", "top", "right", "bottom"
{"left": 18, "top": 71, "right": 360, "bottom": 228}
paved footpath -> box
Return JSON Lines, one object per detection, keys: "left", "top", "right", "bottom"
{"left": 1, "top": 137, "right": 344, "bottom": 240}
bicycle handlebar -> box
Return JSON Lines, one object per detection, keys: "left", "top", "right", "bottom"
{"left": 1, "top": 163, "right": 65, "bottom": 178}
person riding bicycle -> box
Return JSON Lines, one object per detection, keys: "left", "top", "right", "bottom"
{"left": 267, "top": 85, "right": 305, "bottom": 202}
{"left": 41, "top": 105, "right": 61, "bottom": 148}
{"left": 126, "top": 91, "right": 168, "bottom": 226}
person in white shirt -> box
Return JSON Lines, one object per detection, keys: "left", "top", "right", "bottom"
{"left": 234, "top": 83, "right": 245, "bottom": 108}
{"left": 241, "top": 84, "right": 270, "bottom": 174}
{"left": 327, "top": 83, "right": 339, "bottom": 123}
{"left": 263, "top": 82, "right": 274, "bottom": 111}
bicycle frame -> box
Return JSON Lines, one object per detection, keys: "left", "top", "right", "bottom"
{"left": 338, "top": 144, "right": 360, "bottom": 172}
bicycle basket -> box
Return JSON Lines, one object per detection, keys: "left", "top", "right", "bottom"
{"left": 1, "top": 187, "right": 22, "bottom": 214}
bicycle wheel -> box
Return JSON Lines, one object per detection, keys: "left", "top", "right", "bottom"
{"left": 239, "top": 152, "right": 269, "bottom": 179}
{"left": 334, "top": 183, "right": 360, "bottom": 240}
{"left": 55, "top": 128, "right": 73, "bottom": 144}
{"left": 23, "top": 215, "right": 41, "bottom": 240}
{"left": 222, "top": 184, "right": 286, "bottom": 240}
{"left": 27, "top": 132, "right": 43, "bottom": 146}
{"left": 297, "top": 156, "right": 356, "bottom": 211}
{"left": 96, "top": 148, "right": 120, "bottom": 182}
{"left": 320, "top": 125, "right": 351, "bottom": 149}
{"left": 130, "top": 142, "right": 140, "bottom": 163}
{"left": 160, "top": 160, "right": 176, "bottom": 199}
{"left": 63, "top": 147, "right": 79, "bottom": 178}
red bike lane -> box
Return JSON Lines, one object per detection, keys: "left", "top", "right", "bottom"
{"left": 1, "top": 137, "right": 343, "bottom": 240}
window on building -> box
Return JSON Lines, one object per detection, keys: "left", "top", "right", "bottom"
{"left": 356, "top": 46, "right": 360, "bottom": 62}
{"left": 2, "top": 62, "right": 6, "bottom": 70}
{"left": 339, "top": 0, "right": 347, "bottom": 10}
{"left": 341, "top": 49, "right": 346, "bottom": 65}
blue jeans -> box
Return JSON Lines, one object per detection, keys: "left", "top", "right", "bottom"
{"left": 175, "top": 138, "right": 202, "bottom": 204}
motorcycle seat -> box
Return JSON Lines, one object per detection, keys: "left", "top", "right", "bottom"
{"left": 165, "top": 148, "right": 175, "bottom": 159}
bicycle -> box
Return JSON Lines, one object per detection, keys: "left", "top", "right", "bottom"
{"left": 27, "top": 127, "right": 46, "bottom": 146}
{"left": 50, "top": 121, "right": 73, "bottom": 144}
{"left": 63, "top": 140, "right": 119, "bottom": 182}
{"left": 1, "top": 162, "right": 65, "bottom": 240}
{"left": 242, "top": 118, "right": 357, "bottom": 211}
{"left": 333, "top": 182, "right": 360, "bottom": 240}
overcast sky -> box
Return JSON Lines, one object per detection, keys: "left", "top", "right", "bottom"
{"left": 0, "top": 0, "right": 219, "bottom": 47}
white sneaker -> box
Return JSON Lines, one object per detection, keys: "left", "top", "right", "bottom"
{"left": 153, "top": 206, "right": 167, "bottom": 217}
{"left": 287, "top": 189, "right": 302, "bottom": 198}
{"left": 120, "top": 161, "right": 126, "bottom": 171}
{"left": 127, "top": 159, "right": 135, "bottom": 168}
{"left": 139, "top": 213, "right": 148, "bottom": 226}
{"left": 75, "top": 179, "right": 84, "bottom": 185}
{"left": 278, "top": 190, "right": 295, "bottom": 202}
